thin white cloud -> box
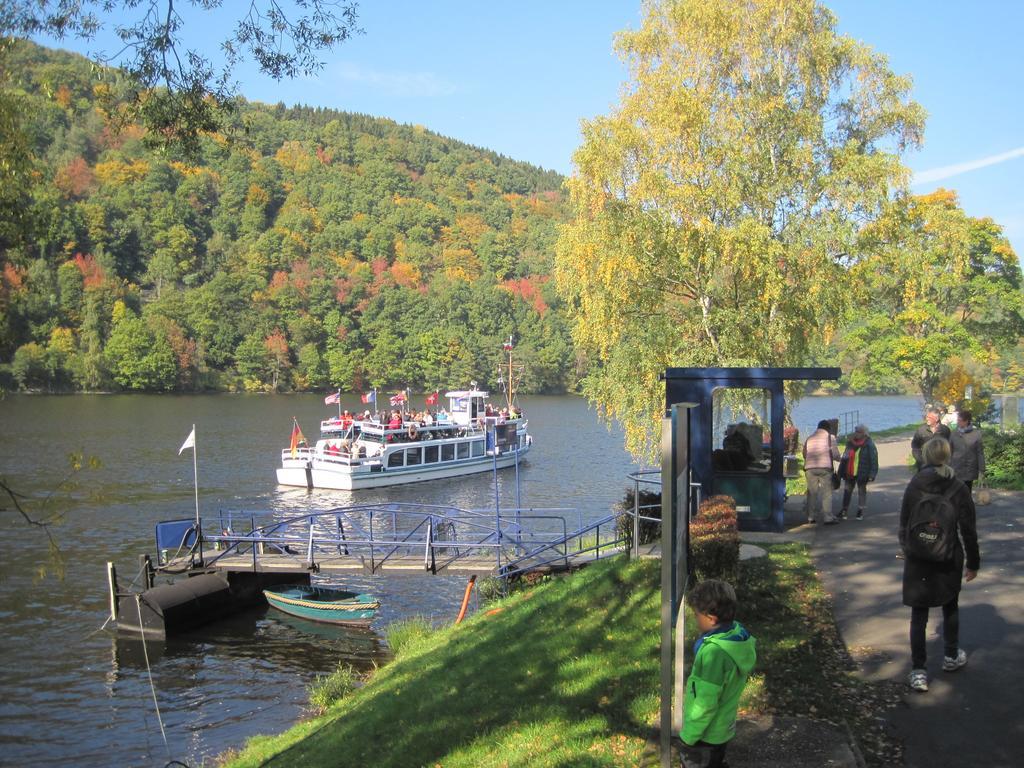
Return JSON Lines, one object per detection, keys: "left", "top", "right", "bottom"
{"left": 913, "top": 146, "right": 1024, "bottom": 185}
{"left": 333, "top": 62, "right": 458, "bottom": 97}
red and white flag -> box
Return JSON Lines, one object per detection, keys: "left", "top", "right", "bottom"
{"left": 324, "top": 391, "right": 340, "bottom": 405}
{"left": 390, "top": 392, "right": 407, "bottom": 407}
{"left": 425, "top": 391, "right": 438, "bottom": 406}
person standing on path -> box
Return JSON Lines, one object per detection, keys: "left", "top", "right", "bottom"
{"left": 899, "top": 438, "right": 980, "bottom": 693}
{"left": 803, "top": 419, "right": 840, "bottom": 525}
{"left": 837, "top": 424, "right": 878, "bottom": 520}
{"left": 949, "top": 409, "right": 985, "bottom": 492}
{"left": 911, "top": 406, "right": 952, "bottom": 472}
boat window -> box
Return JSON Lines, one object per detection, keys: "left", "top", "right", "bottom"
{"left": 407, "top": 447, "right": 422, "bottom": 466}
{"left": 456, "top": 442, "right": 470, "bottom": 459}
{"left": 441, "top": 444, "right": 455, "bottom": 462}
{"left": 424, "top": 445, "right": 438, "bottom": 463}
{"left": 388, "top": 450, "right": 404, "bottom": 468}
{"left": 471, "top": 440, "right": 484, "bottom": 457}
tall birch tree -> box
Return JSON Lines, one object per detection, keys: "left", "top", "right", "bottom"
{"left": 555, "top": 0, "right": 925, "bottom": 458}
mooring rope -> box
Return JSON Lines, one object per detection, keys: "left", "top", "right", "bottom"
{"left": 135, "top": 593, "right": 171, "bottom": 761}
{"left": 82, "top": 614, "right": 112, "bottom": 640}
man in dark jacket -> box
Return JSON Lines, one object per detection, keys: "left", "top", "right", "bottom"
{"left": 950, "top": 409, "right": 985, "bottom": 491}
{"left": 910, "top": 406, "right": 952, "bottom": 472}
{"left": 899, "top": 437, "right": 980, "bottom": 693}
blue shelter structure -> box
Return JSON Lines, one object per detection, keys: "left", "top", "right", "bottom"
{"left": 664, "top": 367, "right": 841, "bottom": 532}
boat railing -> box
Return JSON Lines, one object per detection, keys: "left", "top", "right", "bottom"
{"left": 280, "top": 446, "right": 314, "bottom": 462}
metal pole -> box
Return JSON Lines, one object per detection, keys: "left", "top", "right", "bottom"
{"left": 192, "top": 424, "right": 204, "bottom": 567}
{"left": 659, "top": 416, "right": 673, "bottom": 768}
{"left": 251, "top": 515, "right": 257, "bottom": 572}
{"left": 514, "top": 446, "right": 521, "bottom": 546}
{"left": 191, "top": 423, "right": 200, "bottom": 527}
{"left": 633, "top": 474, "right": 640, "bottom": 558}
{"left": 307, "top": 516, "right": 315, "bottom": 569}
{"left": 493, "top": 433, "right": 502, "bottom": 574}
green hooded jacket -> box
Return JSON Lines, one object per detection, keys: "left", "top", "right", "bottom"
{"left": 681, "top": 620, "right": 757, "bottom": 746}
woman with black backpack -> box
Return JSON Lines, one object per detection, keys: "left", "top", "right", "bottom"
{"left": 899, "top": 437, "right": 980, "bottom": 693}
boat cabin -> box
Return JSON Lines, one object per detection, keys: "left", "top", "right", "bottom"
{"left": 445, "top": 388, "right": 490, "bottom": 427}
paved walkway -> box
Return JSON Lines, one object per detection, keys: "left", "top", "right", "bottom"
{"left": 772, "top": 437, "right": 1023, "bottom": 768}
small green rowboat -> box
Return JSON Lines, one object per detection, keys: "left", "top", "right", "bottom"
{"left": 263, "top": 585, "right": 380, "bottom": 625}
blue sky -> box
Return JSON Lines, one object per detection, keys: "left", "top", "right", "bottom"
{"left": 39, "top": 1, "right": 1024, "bottom": 258}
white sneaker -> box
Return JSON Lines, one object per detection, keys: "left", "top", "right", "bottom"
{"left": 908, "top": 669, "right": 928, "bottom": 692}
{"left": 942, "top": 649, "right": 967, "bottom": 672}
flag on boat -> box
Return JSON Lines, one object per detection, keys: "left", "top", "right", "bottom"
{"left": 178, "top": 426, "right": 196, "bottom": 456}
{"left": 425, "top": 391, "right": 438, "bottom": 406}
{"left": 289, "top": 419, "right": 307, "bottom": 458}
{"left": 361, "top": 391, "right": 376, "bottom": 404}
{"left": 390, "top": 392, "right": 407, "bottom": 406}
{"left": 324, "top": 391, "right": 341, "bottom": 405}
{"left": 503, "top": 336, "right": 514, "bottom": 351}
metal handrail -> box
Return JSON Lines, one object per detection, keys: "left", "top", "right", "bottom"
{"left": 194, "top": 503, "right": 597, "bottom": 576}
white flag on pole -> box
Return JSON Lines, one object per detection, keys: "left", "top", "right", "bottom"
{"left": 178, "top": 426, "right": 196, "bottom": 455}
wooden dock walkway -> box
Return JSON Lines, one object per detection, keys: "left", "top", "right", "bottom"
{"left": 170, "top": 545, "right": 622, "bottom": 578}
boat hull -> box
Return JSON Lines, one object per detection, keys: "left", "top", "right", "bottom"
{"left": 276, "top": 444, "right": 530, "bottom": 490}
{"left": 263, "top": 586, "right": 379, "bottom": 625}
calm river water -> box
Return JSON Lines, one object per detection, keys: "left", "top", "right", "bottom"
{"left": 0, "top": 392, "right": 921, "bottom": 767}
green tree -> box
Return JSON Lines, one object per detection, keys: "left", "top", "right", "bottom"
{"left": 845, "top": 189, "right": 1024, "bottom": 403}
{"left": 235, "top": 331, "right": 272, "bottom": 388}
{"left": 554, "top": 0, "right": 925, "bottom": 458}
{"left": 11, "top": 342, "right": 49, "bottom": 389}
{"left": 104, "top": 303, "right": 177, "bottom": 390}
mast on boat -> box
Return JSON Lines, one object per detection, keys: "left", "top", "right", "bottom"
{"left": 497, "top": 336, "right": 524, "bottom": 412}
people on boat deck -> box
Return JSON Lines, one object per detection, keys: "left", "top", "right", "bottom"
{"left": 341, "top": 410, "right": 353, "bottom": 429}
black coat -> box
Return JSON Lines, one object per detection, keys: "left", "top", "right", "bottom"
{"left": 899, "top": 466, "right": 980, "bottom": 608}
{"left": 911, "top": 423, "right": 951, "bottom": 470}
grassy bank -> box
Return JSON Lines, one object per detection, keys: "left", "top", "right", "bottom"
{"left": 221, "top": 546, "right": 900, "bottom": 767}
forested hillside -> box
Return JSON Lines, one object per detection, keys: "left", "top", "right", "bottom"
{"left": 0, "top": 41, "right": 575, "bottom": 394}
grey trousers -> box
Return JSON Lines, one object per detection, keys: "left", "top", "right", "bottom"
{"left": 805, "top": 467, "right": 835, "bottom": 521}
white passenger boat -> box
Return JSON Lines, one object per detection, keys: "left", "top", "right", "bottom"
{"left": 276, "top": 388, "right": 532, "bottom": 490}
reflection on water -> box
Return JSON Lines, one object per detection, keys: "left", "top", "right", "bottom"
{"left": 0, "top": 392, "right": 919, "bottom": 767}
{"left": 112, "top": 608, "right": 388, "bottom": 675}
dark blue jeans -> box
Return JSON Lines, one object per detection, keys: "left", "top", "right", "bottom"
{"left": 910, "top": 595, "right": 959, "bottom": 669}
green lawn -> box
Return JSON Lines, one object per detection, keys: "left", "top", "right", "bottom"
{"left": 220, "top": 545, "right": 900, "bottom": 767}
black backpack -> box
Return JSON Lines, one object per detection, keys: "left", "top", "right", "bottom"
{"left": 904, "top": 481, "right": 961, "bottom": 562}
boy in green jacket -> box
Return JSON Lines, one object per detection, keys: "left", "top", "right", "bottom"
{"left": 680, "top": 579, "right": 757, "bottom": 768}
